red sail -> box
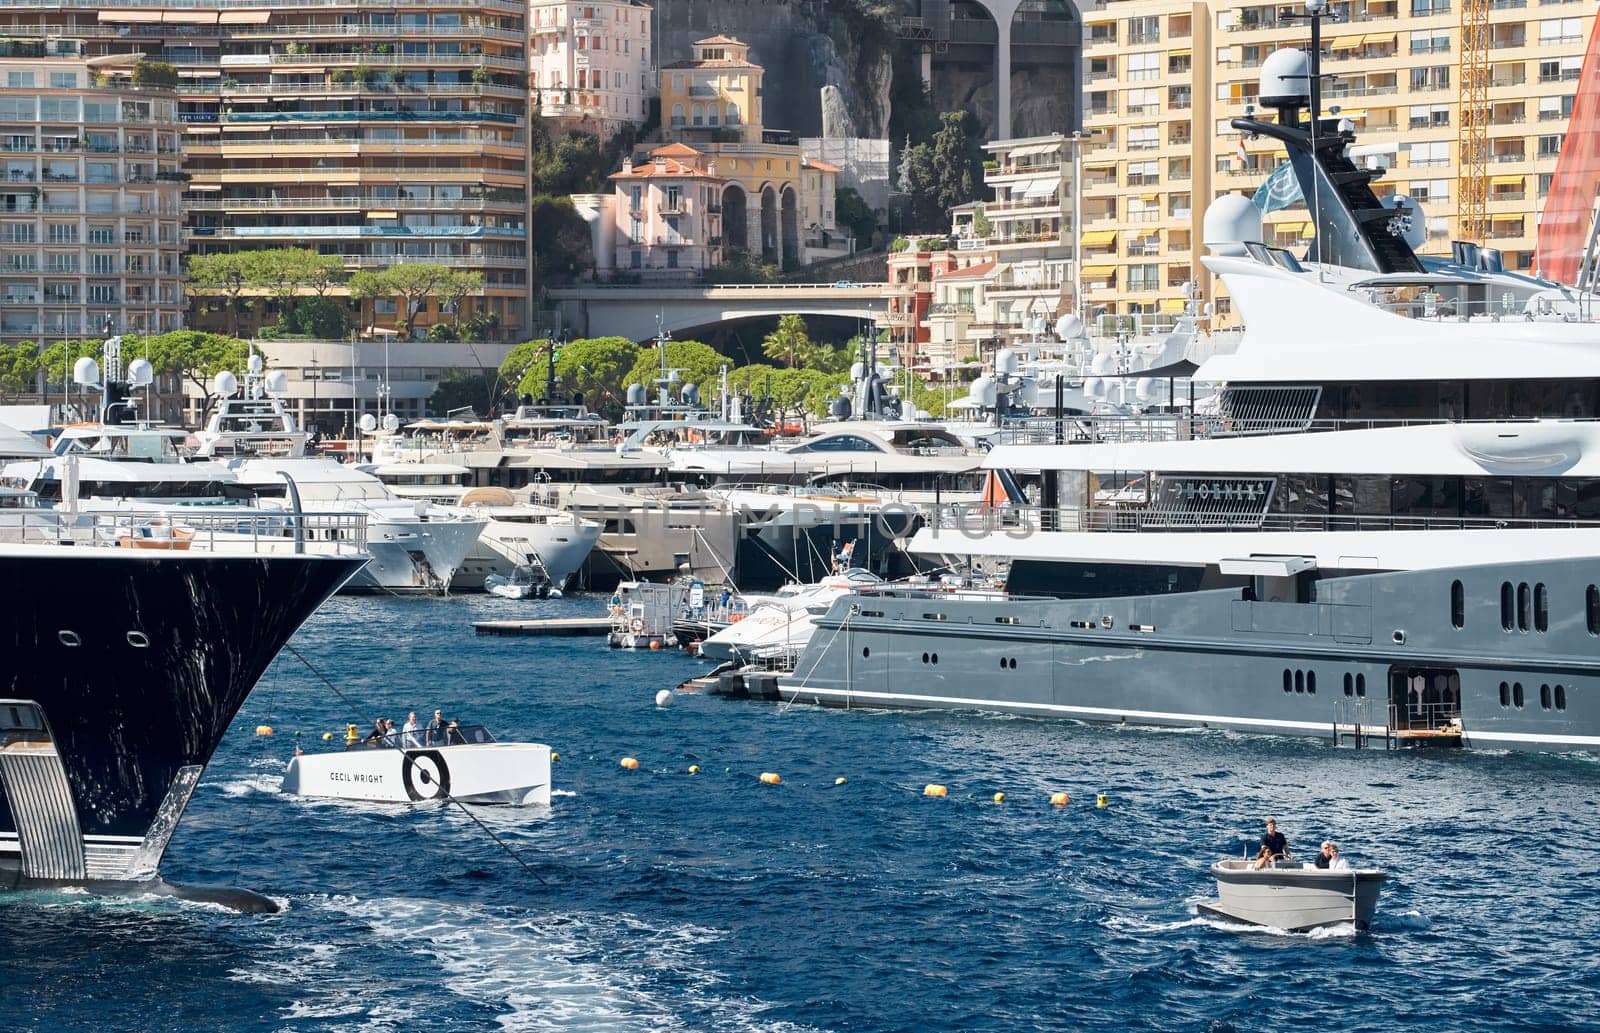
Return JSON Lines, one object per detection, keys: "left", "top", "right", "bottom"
{"left": 1535, "top": 15, "right": 1600, "bottom": 285}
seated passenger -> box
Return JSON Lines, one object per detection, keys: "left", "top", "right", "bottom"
{"left": 1314, "top": 841, "right": 1335, "bottom": 869}
{"left": 1327, "top": 843, "right": 1351, "bottom": 871}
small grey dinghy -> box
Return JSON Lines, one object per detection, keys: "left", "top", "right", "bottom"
{"left": 1198, "top": 858, "right": 1388, "bottom": 932}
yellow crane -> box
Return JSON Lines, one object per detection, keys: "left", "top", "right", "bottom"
{"left": 1457, "top": 0, "right": 1491, "bottom": 243}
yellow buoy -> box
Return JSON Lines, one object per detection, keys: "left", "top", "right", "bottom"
{"left": 551, "top": 752, "right": 559, "bottom": 762}
{"left": 923, "top": 784, "right": 948, "bottom": 797}
{"left": 1050, "top": 792, "right": 1070, "bottom": 807}
{"left": 1096, "top": 793, "right": 1108, "bottom": 808}
{"left": 254, "top": 725, "right": 273, "bottom": 737}
{"left": 688, "top": 764, "right": 700, "bottom": 774}
{"left": 345, "top": 724, "right": 359, "bottom": 742}
{"left": 620, "top": 756, "right": 639, "bottom": 770}
{"left": 835, "top": 777, "right": 847, "bottom": 785}
{"left": 759, "top": 772, "right": 781, "bottom": 785}
{"left": 321, "top": 732, "right": 334, "bottom": 741}
{"left": 993, "top": 792, "right": 1006, "bottom": 804}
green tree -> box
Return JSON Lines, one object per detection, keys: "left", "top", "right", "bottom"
{"left": 971, "top": 206, "right": 992, "bottom": 241}
{"left": 834, "top": 186, "right": 877, "bottom": 249}
{"left": 39, "top": 339, "right": 106, "bottom": 399}
{"left": 246, "top": 248, "right": 348, "bottom": 335}
{"left": 532, "top": 195, "right": 594, "bottom": 287}
{"left": 186, "top": 251, "right": 254, "bottom": 336}
{"left": 348, "top": 262, "right": 468, "bottom": 338}
{"left": 809, "top": 342, "right": 854, "bottom": 376}
{"left": 625, "top": 339, "right": 727, "bottom": 401}
{"left": 136, "top": 331, "right": 252, "bottom": 419}
{"left": 930, "top": 111, "right": 986, "bottom": 214}
{"left": 762, "top": 314, "right": 814, "bottom": 368}
{"left": 0, "top": 341, "right": 40, "bottom": 401}
{"left": 501, "top": 336, "right": 643, "bottom": 414}
{"left": 428, "top": 369, "right": 497, "bottom": 417}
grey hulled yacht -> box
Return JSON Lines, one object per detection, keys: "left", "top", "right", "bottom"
{"left": 782, "top": 41, "right": 1600, "bottom": 752}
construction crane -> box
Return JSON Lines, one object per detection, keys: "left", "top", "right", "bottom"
{"left": 1457, "top": 0, "right": 1491, "bottom": 243}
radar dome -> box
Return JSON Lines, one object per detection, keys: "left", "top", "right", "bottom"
{"left": 359, "top": 413, "right": 378, "bottom": 433}
{"left": 382, "top": 413, "right": 401, "bottom": 432}
{"left": 625, "top": 383, "right": 646, "bottom": 406}
{"left": 212, "top": 370, "right": 238, "bottom": 398}
{"left": 126, "top": 358, "right": 153, "bottom": 388}
{"left": 1090, "top": 351, "right": 1115, "bottom": 376}
{"left": 829, "top": 396, "right": 852, "bottom": 419}
{"left": 247, "top": 353, "right": 264, "bottom": 374}
{"left": 73, "top": 357, "right": 100, "bottom": 386}
{"left": 1203, "top": 193, "right": 1264, "bottom": 257}
{"left": 849, "top": 361, "right": 866, "bottom": 381}
{"left": 971, "top": 376, "right": 997, "bottom": 407}
{"left": 1381, "top": 193, "right": 1427, "bottom": 251}
{"left": 1083, "top": 377, "right": 1105, "bottom": 400}
{"left": 681, "top": 382, "right": 700, "bottom": 406}
{"left": 1135, "top": 377, "right": 1156, "bottom": 403}
{"left": 994, "top": 349, "right": 1019, "bottom": 376}
{"left": 264, "top": 370, "right": 290, "bottom": 395}
{"left": 1259, "top": 49, "right": 1311, "bottom": 108}
{"left": 1055, "top": 314, "right": 1085, "bottom": 340}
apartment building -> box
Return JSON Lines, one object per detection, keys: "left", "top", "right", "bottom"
{"left": 882, "top": 240, "right": 970, "bottom": 371}
{"left": 0, "top": 1, "right": 530, "bottom": 339}
{"left": 530, "top": 1, "right": 653, "bottom": 137}
{"left": 0, "top": 43, "right": 185, "bottom": 343}
{"left": 606, "top": 143, "right": 723, "bottom": 279}
{"left": 1079, "top": 0, "right": 1595, "bottom": 326}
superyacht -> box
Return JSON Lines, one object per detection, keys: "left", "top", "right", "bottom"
{"left": 784, "top": 39, "right": 1600, "bottom": 752}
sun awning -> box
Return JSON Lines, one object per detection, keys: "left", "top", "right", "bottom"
{"left": 1491, "top": 174, "right": 1525, "bottom": 187}
{"left": 163, "top": 11, "right": 219, "bottom": 23}
{"left": 1080, "top": 230, "right": 1118, "bottom": 246}
{"left": 185, "top": 126, "right": 222, "bottom": 135}
{"left": 1329, "top": 34, "right": 1364, "bottom": 49}
{"left": 1159, "top": 298, "right": 1186, "bottom": 313}
{"left": 1007, "top": 142, "right": 1061, "bottom": 159}
{"left": 1275, "top": 220, "right": 1308, "bottom": 235}
{"left": 1302, "top": 222, "right": 1317, "bottom": 239}
{"left": 222, "top": 124, "right": 273, "bottom": 132}
{"left": 1361, "top": 32, "right": 1397, "bottom": 46}
{"left": 98, "top": 10, "right": 163, "bottom": 22}
{"left": 1081, "top": 265, "right": 1118, "bottom": 277}
{"left": 1335, "top": 108, "right": 1366, "bottom": 120}
{"left": 366, "top": 210, "right": 398, "bottom": 219}
{"left": 1167, "top": 48, "right": 1192, "bottom": 58}
{"left": 218, "top": 10, "right": 273, "bottom": 23}
{"left": 1490, "top": 214, "right": 1524, "bottom": 224}
{"left": 1022, "top": 178, "right": 1059, "bottom": 199}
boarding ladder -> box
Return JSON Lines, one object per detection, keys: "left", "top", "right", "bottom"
{"left": 1331, "top": 699, "right": 1393, "bottom": 750}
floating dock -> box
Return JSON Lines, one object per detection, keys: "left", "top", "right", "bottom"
{"left": 473, "top": 617, "right": 613, "bottom": 638}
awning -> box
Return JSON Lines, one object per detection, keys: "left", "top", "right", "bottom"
{"left": 97, "top": 10, "right": 163, "bottom": 22}
{"left": 218, "top": 10, "right": 273, "bottom": 23}
{"left": 366, "top": 210, "right": 398, "bottom": 219}
{"left": 1335, "top": 108, "right": 1366, "bottom": 120}
{"left": 1167, "top": 48, "right": 1191, "bottom": 58}
{"left": 1081, "top": 230, "right": 1117, "bottom": 246}
{"left": 1491, "top": 214, "right": 1524, "bottom": 224}
{"left": 163, "top": 11, "right": 219, "bottom": 23}
{"left": 1081, "top": 265, "right": 1118, "bottom": 278}
{"left": 1361, "top": 32, "right": 1397, "bottom": 46}
{"left": 1159, "top": 298, "right": 1186, "bottom": 313}
{"left": 185, "top": 126, "right": 222, "bottom": 135}
{"left": 1302, "top": 222, "right": 1317, "bottom": 239}
{"left": 1007, "top": 142, "right": 1061, "bottom": 159}
{"left": 1274, "top": 221, "right": 1309, "bottom": 235}
{"left": 1022, "top": 178, "right": 1058, "bottom": 199}
{"left": 222, "top": 124, "right": 273, "bottom": 133}
{"left": 1329, "top": 34, "right": 1364, "bottom": 49}
{"left": 1491, "top": 174, "right": 1525, "bottom": 187}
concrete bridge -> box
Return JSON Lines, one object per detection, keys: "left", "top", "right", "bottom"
{"left": 546, "top": 283, "right": 891, "bottom": 342}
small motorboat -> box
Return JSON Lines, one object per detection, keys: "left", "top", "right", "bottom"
{"left": 282, "top": 724, "right": 551, "bottom": 806}
{"left": 1198, "top": 858, "right": 1388, "bottom": 932}
{"left": 484, "top": 564, "right": 550, "bottom": 599}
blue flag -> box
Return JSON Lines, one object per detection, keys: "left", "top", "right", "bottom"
{"left": 1252, "top": 162, "right": 1304, "bottom": 213}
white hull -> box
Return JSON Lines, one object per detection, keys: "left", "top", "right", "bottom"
{"left": 453, "top": 511, "right": 601, "bottom": 590}
{"left": 282, "top": 742, "right": 552, "bottom": 806}
{"left": 344, "top": 512, "right": 485, "bottom": 593}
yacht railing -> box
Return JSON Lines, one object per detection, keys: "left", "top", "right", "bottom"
{"left": 927, "top": 503, "right": 1600, "bottom": 535}
{"left": 0, "top": 509, "right": 369, "bottom": 553}
{"left": 996, "top": 414, "right": 1585, "bottom": 446}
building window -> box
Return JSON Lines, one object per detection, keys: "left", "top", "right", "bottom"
{"left": 630, "top": 249, "right": 641, "bottom": 269}
{"left": 1451, "top": 579, "right": 1465, "bottom": 629}
{"left": 666, "top": 250, "right": 679, "bottom": 269}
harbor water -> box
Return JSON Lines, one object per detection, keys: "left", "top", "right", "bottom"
{"left": 3, "top": 596, "right": 1598, "bottom": 1032}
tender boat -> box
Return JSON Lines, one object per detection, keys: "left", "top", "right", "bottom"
{"left": 282, "top": 725, "right": 552, "bottom": 806}
{"left": 1198, "top": 858, "right": 1388, "bottom": 932}
{"left": 484, "top": 564, "right": 551, "bottom": 600}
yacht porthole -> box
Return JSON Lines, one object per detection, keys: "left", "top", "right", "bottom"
{"left": 126, "top": 631, "right": 150, "bottom": 648}
{"left": 58, "top": 630, "right": 81, "bottom": 647}
{"left": 1392, "top": 630, "right": 1406, "bottom": 644}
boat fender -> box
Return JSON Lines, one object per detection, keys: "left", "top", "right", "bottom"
{"left": 401, "top": 750, "right": 451, "bottom": 801}
{"left": 620, "top": 756, "right": 639, "bottom": 769}
{"left": 655, "top": 689, "right": 673, "bottom": 707}
{"left": 1050, "top": 792, "right": 1070, "bottom": 807}
{"left": 759, "top": 772, "right": 781, "bottom": 785}
{"left": 924, "top": 784, "right": 948, "bottom": 797}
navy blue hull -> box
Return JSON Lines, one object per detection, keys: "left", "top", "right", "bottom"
{"left": 0, "top": 551, "right": 361, "bottom": 855}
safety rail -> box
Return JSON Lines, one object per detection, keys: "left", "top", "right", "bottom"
{"left": 995, "top": 413, "right": 1598, "bottom": 447}
{"left": 925, "top": 503, "right": 1600, "bottom": 535}
{"left": 0, "top": 509, "right": 368, "bottom": 554}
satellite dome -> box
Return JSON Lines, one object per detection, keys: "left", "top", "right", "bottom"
{"left": 359, "top": 413, "right": 378, "bottom": 432}
{"left": 247, "top": 353, "right": 264, "bottom": 374}
{"left": 681, "top": 382, "right": 700, "bottom": 405}
{"left": 849, "top": 361, "right": 866, "bottom": 381}
{"left": 994, "top": 349, "right": 1019, "bottom": 376}
{"left": 1260, "top": 49, "right": 1311, "bottom": 108}
{"left": 1083, "top": 376, "right": 1105, "bottom": 400}
{"left": 73, "top": 357, "right": 100, "bottom": 387}
{"left": 970, "top": 376, "right": 997, "bottom": 407}
{"left": 1090, "top": 351, "right": 1115, "bottom": 376}
{"left": 264, "top": 370, "right": 290, "bottom": 395}
{"left": 1135, "top": 377, "right": 1156, "bottom": 403}
{"left": 625, "top": 383, "right": 646, "bottom": 406}
{"left": 829, "top": 396, "right": 852, "bottom": 419}
{"left": 213, "top": 370, "right": 238, "bottom": 398}
{"left": 1055, "top": 314, "right": 1085, "bottom": 340}
{"left": 382, "top": 413, "right": 401, "bottom": 432}
{"left": 126, "top": 358, "right": 154, "bottom": 388}
{"left": 1382, "top": 193, "right": 1427, "bottom": 250}
{"left": 1203, "top": 193, "right": 1263, "bottom": 257}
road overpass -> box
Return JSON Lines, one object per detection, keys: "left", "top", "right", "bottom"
{"left": 546, "top": 283, "right": 891, "bottom": 342}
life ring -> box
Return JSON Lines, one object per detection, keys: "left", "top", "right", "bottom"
{"left": 402, "top": 750, "right": 451, "bottom": 801}
{"left": 629, "top": 617, "right": 644, "bottom": 632}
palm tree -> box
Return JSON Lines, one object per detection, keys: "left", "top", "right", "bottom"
{"left": 762, "top": 313, "right": 813, "bottom": 368}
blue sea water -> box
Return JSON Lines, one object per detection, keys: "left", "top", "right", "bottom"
{"left": 4, "top": 594, "right": 1600, "bottom": 1032}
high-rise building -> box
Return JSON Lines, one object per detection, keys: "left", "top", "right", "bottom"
{"left": 530, "top": 1, "right": 653, "bottom": 137}
{"left": 1078, "top": 0, "right": 1596, "bottom": 327}
{"left": 0, "top": 2, "right": 530, "bottom": 340}
{"left": 0, "top": 43, "right": 186, "bottom": 344}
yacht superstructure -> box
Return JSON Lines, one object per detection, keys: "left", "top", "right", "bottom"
{"left": 781, "top": 38, "right": 1600, "bottom": 752}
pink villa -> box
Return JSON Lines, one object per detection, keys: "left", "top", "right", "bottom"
{"left": 608, "top": 143, "right": 724, "bottom": 279}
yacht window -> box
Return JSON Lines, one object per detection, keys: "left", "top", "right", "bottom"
{"left": 1344, "top": 673, "right": 1354, "bottom": 696}
{"left": 1516, "top": 582, "right": 1531, "bottom": 632}
{"left": 1499, "top": 681, "right": 1511, "bottom": 707}
{"left": 1513, "top": 681, "right": 1525, "bottom": 708}
{"left": 1555, "top": 684, "right": 1567, "bottom": 710}
{"left": 1588, "top": 585, "right": 1599, "bottom": 635}
{"left": 1534, "top": 583, "right": 1549, "bottom": 633}
{"left": 1283, "top": 669, "right": 1292, "bottom": 693}
{"left": 1540, "top": 683, "right": 1552, "bottom": 710}
{"left": 1294, "top": 670, "right": 1304, "bottom": 693}
{"left": 1450, "top": 580, "right": 1465, "bottom": 629}
{"left": 1306, "top": 671, "right": 1316, "bottom": 694}
{"left": 1501, "top": 582, "right": 1515, "bottom": 631}
{"left": 1356, "top": 674, "right": 1366, "bottom": 697}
